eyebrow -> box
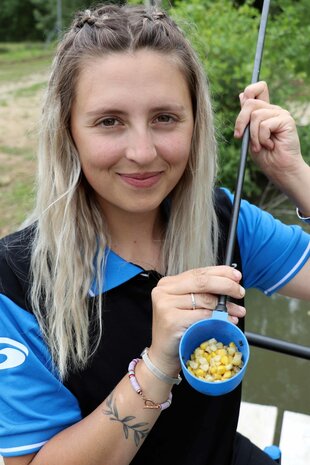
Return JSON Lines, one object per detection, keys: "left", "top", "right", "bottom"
{"left": 85, "top": 103, "right": 187, "bottom": 118}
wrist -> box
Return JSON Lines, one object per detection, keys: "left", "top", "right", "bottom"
{"left": 134, "top": 358, "right": 173, "bottom": 406}
{"left": 296, "top": 208, "right": 310, "bottom": 224}
{"left": 141, "top": 347, "right": 182, "bottom": 385}
{"left": 272, "top": 161, "right": 310, "bottom": 216}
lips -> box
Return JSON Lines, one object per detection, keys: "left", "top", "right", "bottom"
{"left": 118, "top": 171, "right": 163, "bottom": 188}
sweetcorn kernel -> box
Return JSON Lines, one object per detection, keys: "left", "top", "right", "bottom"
{"left": 186, "top": 338, "right": 243, "bottom": 382}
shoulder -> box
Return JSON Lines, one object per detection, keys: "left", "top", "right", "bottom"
{"left": 0, "top": 225, "right": 36, "bottom": 312}
{"left": 218, "top": 189, "right": 310, "bottom": 293}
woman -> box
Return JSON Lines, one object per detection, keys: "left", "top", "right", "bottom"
{"left": 0, "top": 3, "right": 309, "bottom": 465}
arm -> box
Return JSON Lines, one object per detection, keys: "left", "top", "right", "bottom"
{"left": 4, "top": 363, "right": 171, "bottom": 465}
{"left": 3, "top": 266, "right": 245, "bottom": 465}
{"left": 234, "top": 81, "right": 310, "bottom": 299}
{"left": 234, "top": 81, "right": 310, "bottom": 217}
{"left": 278, "top": 259, "right": 310, "bottom": 300}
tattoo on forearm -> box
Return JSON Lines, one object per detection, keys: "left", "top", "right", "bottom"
{"left": 102, "top": 393, "right": 150, "bottom": 446}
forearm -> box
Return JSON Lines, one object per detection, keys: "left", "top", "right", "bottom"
{"left": 29, "top": 361, "right": 172, "bottom": 465}
{"left": 271, "top": 161, "right": 310, "bottom": 217}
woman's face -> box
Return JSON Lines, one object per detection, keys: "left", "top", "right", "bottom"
{"left": 71, "top": 50, "right": 194, "bottom": 220}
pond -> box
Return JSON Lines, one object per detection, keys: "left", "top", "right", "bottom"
{"left": 241, "top": 210, "right": 310, "bottom": 444}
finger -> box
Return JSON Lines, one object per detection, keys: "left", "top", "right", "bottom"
{"left": 234, "top": 99, "right": 281, "bottom": 139}
{"left": 248, "top": 108, "right": 283, "bottom": 152}
{"left": 226, "top": 302, "right": 246, "bottom": 318}
{"left": 157, "top": 292, "right": 218, "bottom": 312}
{"left": 241, "top": 80, "right": 270, "bottom": 104}
{"left": 157, "top": 266, "right": 244, "bottom": 299}
{"left": 186, "top": 292, "right": 219, "bottom": 311}
{"left": 229, "top": 315, "right": 239, "bottom": 325}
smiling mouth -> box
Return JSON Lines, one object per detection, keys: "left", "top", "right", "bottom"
{"left": 118, "top": 172, "right": 163, "bottom": 187}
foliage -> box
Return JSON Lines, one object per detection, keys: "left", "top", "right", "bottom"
{"left": 171, "top": 0, "right": 310, "bottom": 203}
{"left": 0, "top": 0, "right": 40, "bottom": 41}
{"left": 0, "top": 0, "right": 309, "bottom": 204}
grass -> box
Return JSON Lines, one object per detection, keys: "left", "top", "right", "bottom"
{"left": 0, "top": 178, "right": 35, "bottom": 235}
{"left": 0, "top": 41, "right": 51, "bottom": 237}
{"left": 0, "top": 42, "right": 54, "bottom": 83}
{"left": 12, "top": 81, "right": 47, "bottom": 98}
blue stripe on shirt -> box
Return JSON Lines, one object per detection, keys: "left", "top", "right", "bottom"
{"left": 0, "top": 294, "right": 82, "bottom": 457}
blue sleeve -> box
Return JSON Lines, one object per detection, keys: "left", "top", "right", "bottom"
{"left": 221, "top": 188, "right": 310, "bottom": 295}
{"left": 0, "top": 294, "right": 82, "bottom": 457}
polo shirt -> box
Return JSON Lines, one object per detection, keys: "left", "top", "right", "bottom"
{"left": 0, "top": 187, "right": 309, "bottom": 464}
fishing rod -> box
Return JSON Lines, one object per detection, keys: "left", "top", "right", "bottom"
{"left": 213, "top": 0, "right": 310, "bottom": 362}
{"left": 246, "top": 332, "right": 310, "bottom": 360}
{"left": 216, "top": 0, "right": 271, "bottom": 312}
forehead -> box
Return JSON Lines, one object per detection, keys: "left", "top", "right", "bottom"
{"left": 74, "top": 49, "right": 191, "bottom": 107}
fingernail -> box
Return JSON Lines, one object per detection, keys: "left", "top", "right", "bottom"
{"left": 238, "top": 306, "right": 246, "bottom": 316}
{"left": 240, "top": 286, "right": 246, "bottom": 297}
{"left": 233, "top": 269, "right": 242, "bottom": 280}
{"left": 234, "top": 129, "right": 240, "bottom": 137}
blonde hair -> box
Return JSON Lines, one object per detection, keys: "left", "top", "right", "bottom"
{"left": 25, "top": 3, "right": 218, "bottom": 378}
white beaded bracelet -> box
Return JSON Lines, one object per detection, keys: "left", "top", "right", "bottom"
{"left": 141, "top": 347, "right": 182, "bottom": 385}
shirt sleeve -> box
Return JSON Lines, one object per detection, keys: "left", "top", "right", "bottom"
{"left": 0, "top": 294, "right": 82, "bottom": 457}
{"left": 221, "top": 188, "right": 310, "bottom": 295}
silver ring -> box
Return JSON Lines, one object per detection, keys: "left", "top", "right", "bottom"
{"left": 190, "top": 292, "right": 196, "bottom": 310}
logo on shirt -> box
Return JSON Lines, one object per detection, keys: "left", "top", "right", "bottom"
{"left": 0, "top": 337, "right": 29, "bottom": 370}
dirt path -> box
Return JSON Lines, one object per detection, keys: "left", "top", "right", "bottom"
{"left": 0, "top": 70, "right": 48, "bottom": 236}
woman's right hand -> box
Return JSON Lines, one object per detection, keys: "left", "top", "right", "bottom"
{"left": 149, "top": 265, "right": 246, "bottom": 377}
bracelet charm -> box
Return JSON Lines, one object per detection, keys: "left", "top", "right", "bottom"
{"left": 128, "top": 358, "right": 172, "bottom": 411}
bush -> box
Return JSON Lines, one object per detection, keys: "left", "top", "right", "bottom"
{"left": 171, "top": 0, "right": 310, "bottom": 204}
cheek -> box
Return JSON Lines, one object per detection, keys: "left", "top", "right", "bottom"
{"left": 159, "top": 134, "right": 192, "bottom": 167}
{"left": 79, "top": 138, "right": 122, "bottom": 171}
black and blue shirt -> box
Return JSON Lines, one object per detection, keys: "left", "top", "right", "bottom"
{"left": 0, "top": 188, "right": 309, "bottom": 464}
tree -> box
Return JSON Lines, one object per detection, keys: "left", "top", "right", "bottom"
{"left": 171, "top": 0, "right": 310, "bottom": 204}
{"left": 0, "top": 0, "right": 41, "bottom": 41}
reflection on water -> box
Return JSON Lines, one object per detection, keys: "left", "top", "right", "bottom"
{"left": 242, "top": 290, "right": 310, "bottom": 443}
{"left": 241, "top": 211, "right": 310, "bottom": 443}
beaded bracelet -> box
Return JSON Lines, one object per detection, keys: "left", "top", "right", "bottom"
{"left": 128, "top": 358, "right": 172, "bottom": 411}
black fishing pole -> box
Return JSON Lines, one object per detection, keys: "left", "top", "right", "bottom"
{"left": 246, "top": 332, "right": 310, "bottom": 360}
{"left": 216, "top": 0, "right": 271, "bottom": 312}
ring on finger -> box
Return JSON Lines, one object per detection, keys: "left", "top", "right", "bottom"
{"left": 190, "top": 292, "right": 197, "bottom": 310}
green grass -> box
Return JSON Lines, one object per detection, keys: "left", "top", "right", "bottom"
{"left": 0, "top": 145, "right": 35, "bottom": 160}
{"left": 0, "top": 42, "right": 54, "bottom": 83}
{"left": 0, "top": 178, "right": 35, "bottom": 233}
{"left": 0, "top": 42, "right": 48, "bottom": 236}
{"left": 0, "top": 42, "right": 55, "bottom": 62}
{"left": 12, "top": 81, "right": 47, "bottom": 98}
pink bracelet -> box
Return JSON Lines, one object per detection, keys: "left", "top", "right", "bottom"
{"left": 128, "top": 358, "right": 172, "bottom": 411}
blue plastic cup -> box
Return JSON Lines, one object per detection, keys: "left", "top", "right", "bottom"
{"left": 179, "top": 310, "right": 250, "bottom": 396}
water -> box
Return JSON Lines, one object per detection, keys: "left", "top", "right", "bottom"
{"left": 241, "top": 211, "right": 310, "bottom": 444}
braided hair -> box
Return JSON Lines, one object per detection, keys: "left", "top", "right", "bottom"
{"left": 28, "top": 3, "right": 218, "bottom": 378}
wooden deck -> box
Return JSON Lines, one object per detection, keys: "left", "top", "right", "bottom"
{"left": 237, "top": 401, "right": 310, "bottom": 464}
{"left": 1, "top": 402, "right": 310, "bottom": 464}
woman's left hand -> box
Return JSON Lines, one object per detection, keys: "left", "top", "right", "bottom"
{"left": 234, "top": 81, "right": 306, "bottom": 189}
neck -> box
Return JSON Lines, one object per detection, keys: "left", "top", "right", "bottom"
{"left": 103, "top": 207, "right": 165, "bottom": 273}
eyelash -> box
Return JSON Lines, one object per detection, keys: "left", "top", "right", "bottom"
{"left": 97, "top": 117, "right": 121, "bottom": 128}
{"left": 96, "top": 114, "right": 177, "bottom": 128}
{"left": 153, "top": 114, "right": 176, "bottom": 124}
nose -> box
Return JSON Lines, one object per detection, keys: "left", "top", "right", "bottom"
{"left": 125, "top": 126, "right": 157, "bottom": 164}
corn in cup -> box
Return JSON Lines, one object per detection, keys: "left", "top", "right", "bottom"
{"left": 186, "top": 338, "right": 243, "bottom": 382}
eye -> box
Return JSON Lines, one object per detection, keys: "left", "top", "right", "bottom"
{"left": 98, "top": 117, "right": 121, "bottom": 127}
{"left": 154, "top": 114, "right": 176, "bottom": 124}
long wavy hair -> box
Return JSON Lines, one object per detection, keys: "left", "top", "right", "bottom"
{"left": 25, "top": 3, "right": 219, "bottom": 379}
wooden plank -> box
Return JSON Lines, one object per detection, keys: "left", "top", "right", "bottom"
{"left": 237, "top": 401, "right": 278, "bottom": 450}
{"left": 279, "top": 410, "right": 310, "bottom": 465}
